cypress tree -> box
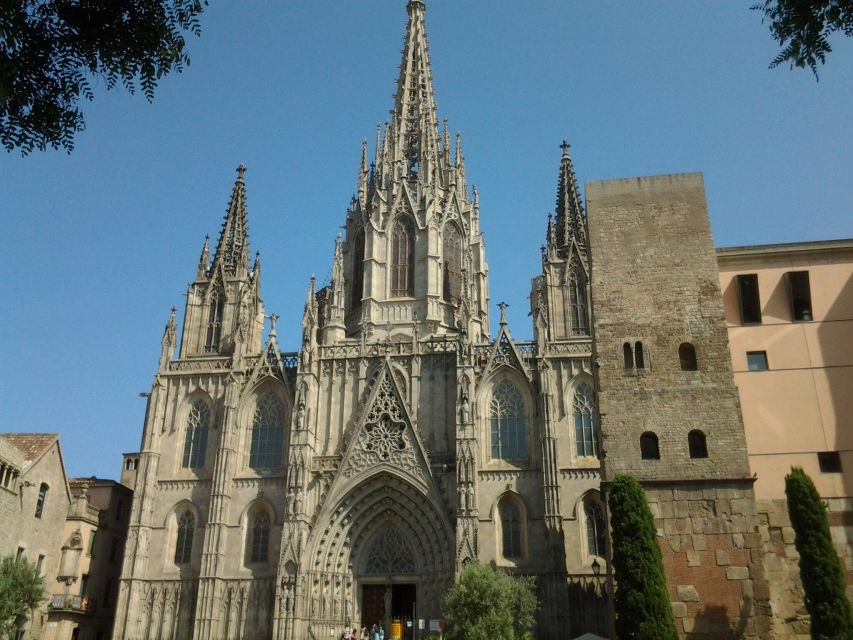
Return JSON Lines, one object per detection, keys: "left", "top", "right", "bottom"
{"left": 785, "top": 466, "right": 853, "bottom": 640}
{"left": 608, "top": 474, "right": 678, "bottom": 640}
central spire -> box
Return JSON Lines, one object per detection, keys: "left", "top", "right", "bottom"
{"left": 391, "top": 0, "right": 439, "bottom": 181}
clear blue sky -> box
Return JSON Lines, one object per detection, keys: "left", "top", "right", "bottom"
{"left": 2, "top": 1, "right": 851, "bottom": 480}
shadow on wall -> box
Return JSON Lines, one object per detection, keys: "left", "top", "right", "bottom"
{"left": 693, "top": 600, "right": 749, "bottom": 639}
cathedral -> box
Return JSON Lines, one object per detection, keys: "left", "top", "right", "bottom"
{"left": 114, "top": 2, "right": 806, "bottom": 639}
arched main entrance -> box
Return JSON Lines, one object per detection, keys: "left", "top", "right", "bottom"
{"left": 304, "top": 471, "right": 454, "bottom": 638}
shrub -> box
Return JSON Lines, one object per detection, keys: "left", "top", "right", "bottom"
{"left": 0, "top": 555, "right": 46, "bottom": 639}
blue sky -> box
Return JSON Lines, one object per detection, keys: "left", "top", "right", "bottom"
{"left": 2, "top": 1, "right": 851, "bottom": 480}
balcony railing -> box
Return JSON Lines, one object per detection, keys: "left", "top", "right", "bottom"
{"left": 50, "top": 594, "right": 96, "bottom": 614}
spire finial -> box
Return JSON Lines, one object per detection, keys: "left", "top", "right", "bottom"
{"left": 560, "top": 140, "right": 570, "bottom": 157}
{"left": 212, "top": 167, "right": 251, "bottom": 275}
{"left": 267, "top": 313, "right": 279, "bottom": 339}
{"left": 236, "top": 163, "right": 247, "bottom": 181}
{"left": 498, "top": 301, "right": 509, "bottom": 326}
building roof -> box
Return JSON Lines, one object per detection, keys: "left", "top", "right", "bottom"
{"left": 1, "top": 433, "right": 59, "bottom": 464}
{"left": 717, "top": 237, "right": 853, "bottom": 258}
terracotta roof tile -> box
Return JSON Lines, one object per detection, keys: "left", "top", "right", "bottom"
{"left": 0, "top": 433, "right": 58, "bottom": 463}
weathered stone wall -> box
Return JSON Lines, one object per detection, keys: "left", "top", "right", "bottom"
{"left": 587, "top": 173, "right": 805, "bottom": 638}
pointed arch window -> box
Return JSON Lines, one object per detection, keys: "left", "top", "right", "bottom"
{"left": 573, "top": 383, "right": 598, "bottom": 457}
{"left": 351, "top": 229, "right": 365, "bottom": 310}
{"left": 174, "top": 510, "right": 194, "bottom": 565}
{"left": 499, "top": 498, "right": 522, "bottom": 559}
{"left": 490, "top": 380, "right": 526, "bottom": 461}
{"left": 585, "top": 498, "right": 606, "bottom": 558}
{"left": 182, "top": 400, "right": 210, "bottom": 469}
{"left": 204, "top": 291, "right": 225, "bottom": 353}
{"left": 442, "top": 224, "right": 463, "bottom": 304}
{"left": 249, "top": 509, "right": 271, "bottom": 563}
{"left": 35, "top": 483, "right": 48, "bottom": 518}
{"left": 391, "top": 217, "right": 415, "bottom": 297}
{"left": 249, "top": 393, "right": 285, "bottom": 469}
{"left": 568, "top": 267, "right": 589, "bottom": 336}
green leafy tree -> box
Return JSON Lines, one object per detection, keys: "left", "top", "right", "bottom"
{"left": 608, "top": 474, "right": 678, "bottom": 640}
{"left": 1, "top": 0, "right": 207, "bottom": 154}
{"left": 752, "top": 0, "right": 853, "bottom": 78}
{"left": 785, "top": 466, "right": 853, "bottom": 640}
{"left": 443, "top": 563, "right": 537, "bottom": 640}
{"left": 0, "top": 556, "right": 47, "bottom": 639}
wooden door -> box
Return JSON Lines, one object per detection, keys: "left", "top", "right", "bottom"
{"left": 362, "top": 584, "right": 385, "bottom": 630}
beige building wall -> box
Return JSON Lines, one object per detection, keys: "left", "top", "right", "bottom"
{"left": 717, "top": 239, "right": 853, "bottom": 501}
{"left": 0, "top": 434, "right": 72, "bottom": 640}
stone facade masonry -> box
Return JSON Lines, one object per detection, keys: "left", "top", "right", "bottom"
{"left": 587, "top": 173, "right": 806, "bottom": 639}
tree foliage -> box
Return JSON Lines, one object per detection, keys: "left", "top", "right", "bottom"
{"left": 608, "top": 474, "right": 678, "bottom": 640}
{"left": 443, "top": 563, "right": 537, "bottom": 640}
{"left": 753, "top": 0, "right": 853, "bottom": 78}
{"left": 785, "top": 466, "right": 853, "bottom": 640}
{"left": 0, "top": 556, "right": 46, "bottom": 639}
{"left": 0, "top": 0, "right": 207, "bottom": 154}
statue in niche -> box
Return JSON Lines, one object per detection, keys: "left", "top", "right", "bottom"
{"left": 295, "top": 397, "right": 306, "bottom": 431}
{"left": 460, "top": 389, "right": 470, "bottom": 425}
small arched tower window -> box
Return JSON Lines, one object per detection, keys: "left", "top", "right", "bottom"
{"left": 499, "top": 498, "right": 522, "bottom": 559}
{"left": 569, "top": 267, "right": 589, "bottom": 336}
{"left": 249, "top": 508, "right": 271, "bottom": 563}
{"left": 35, "top": 483, "right": 48, "bottom": 518}
{"left": 391, "top": 217, "right": 415, "bottom": 297}
{"left": 174, "top": 509, "right": 195, "bottom": 564}
{"left": 351, "top": 229, "right": 365, "bottom": 310}
{"left": 204, "top": 291, "right": 225, "bottom": 353}
{"left": 490, "top": 380, "right": 526, "bottom": 461}
{"left": 573, "top": 383, "right": 598, "bottom": 457}
{"left": 634, "top": 341, "right": 646, "bottom": 369}
{"left": 623, "top": 342, "right": 634, "bottom": 369}
{"left": 640, "top": 432, "right": 660, "bottom": 460}
{"left": 584, "top": 498, "right": 606, "bottom": 558}
{"left": 442, "top": 224, "right": 463, "bottom": 304}
{"left": 688, "top": 430, "right": 708, "bottom": 459}
{"left": 679, "top": 342, "right": 698, "bottom": 371}
{"left": 249, "top": 392, "right": 285, "bottom": 469}
{"left": 182, "top": 400, "right": 210, "bottom": 469}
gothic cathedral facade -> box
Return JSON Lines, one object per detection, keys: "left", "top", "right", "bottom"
{"left": 115, "top": 3, "right": 800, "bottom": 639}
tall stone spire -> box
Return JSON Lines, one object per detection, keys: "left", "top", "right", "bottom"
{"left": 391, "top": 0, "right": 439, "bottom": 181}
{"left": 552, "top": 141, "right": 587, "bottom": 254}
{"left": 212, "top": 164, "right": 250, "bottom": 275}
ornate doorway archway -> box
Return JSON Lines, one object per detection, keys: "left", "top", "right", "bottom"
{"left": 303, "top": 472, "right": 453, "bottom": 639}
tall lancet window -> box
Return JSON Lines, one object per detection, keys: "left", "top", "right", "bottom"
{"left": 182, "top": 400, "right": 210, "bottom": 469}
{"left": 204, "top": 290, "right": 225, "bottom": 352}
{"left": 391, "top": 217, "right": 415, "bottom": 297}
{"left": 351, "top": 229, "right": 365, "bottom": 310}
{"left": 568, "top": 267, "right": 589, "bottom": 335}
{"left": 249, "top": 509, "right": 271, "bottom": 563}
{"left": 174, "top": 510, "right": 194, "bottom": 565}
{"left": 442, "top": 224, "right": 462, "bottom": 304}
{"left": 490, "top": 380, "right": 526, "bottom": 461}
{"left": 499, "top": 498, "right": 522, "bottom": 559}
{"left": 573, "top": 383, "right": 598, "bottom": 457}
{"left": 249, "top": 393, "right": 285, "bottom": 469}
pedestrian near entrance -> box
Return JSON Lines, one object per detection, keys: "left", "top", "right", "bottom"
{"left": 343, "top": 626, "right": 351, "bottom": 640}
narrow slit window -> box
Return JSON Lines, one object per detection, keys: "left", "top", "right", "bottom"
{"left": 34, "top": 483, "right": 48, "bottom": 518}
{"left": 736, "top": 274, "right": 762, "bottom": 324}
{"left": 787, "top": 271, "right": 812, "bottom": 321}
{"left": 351, "top": 229, "right": 365, "bottom": 310}
{"left": 634, "top": 341, "right": 645, "bottom": 369}
{"left": 623, "top": 342, "right": 634, "bottom": 369}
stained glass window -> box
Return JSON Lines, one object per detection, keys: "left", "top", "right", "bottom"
{"left": 490, "top": 380, "right": 526, "bottom": 461}
{"left": 249, "top": 393, "right": 285, "bottom": 469}
{"left": 182, "top": 400, "right": 210, "bottom": 468}
{"left": 585, "top": 499, "right": 606, "bottom": 557}
{"left": 250, "top": 510, "right": 271, "bottom": 563}
{"left": 174, "top": 510, "right": 194, "bottom": 564}
{"left": 500, "top": 499, "right": 522, "bottom": 559}
{"left": 573, "top": 383, "right": 598, "bottom": 457}
{"left": 442, "top": 224, "right": 462, "bottom": 304}
{"left": 391, "top": 217, "right": 415, "bottom": 297}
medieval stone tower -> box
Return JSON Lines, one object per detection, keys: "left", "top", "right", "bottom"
{"left": 114, "top": 3, "right": 803, "bottom": 640}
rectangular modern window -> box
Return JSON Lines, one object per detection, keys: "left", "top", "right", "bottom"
{"left": 746, "top": 351, "right": 768, "bottom": 371}
{"left": 818, "top": 451, "right": 842, "bottom": 474}
{"left": 88, "top": 530, "right": 97, "bottom": 556}
{"left": 736, "top": 274, "right": 762, "bottom": 324}
{"left": 80, "top": 574, "right": 89, "bottom": 596}
{"left": 787, "top": 271, "right": 812, "bottom": 321}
